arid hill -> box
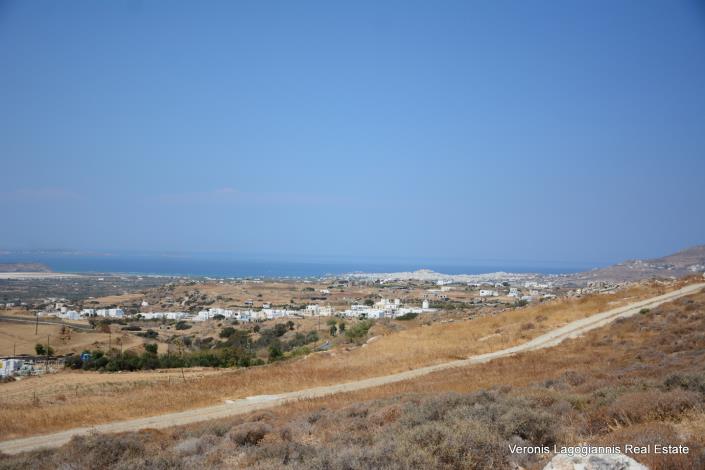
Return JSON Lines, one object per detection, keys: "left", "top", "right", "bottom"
{"left": 569, "top": 245, "right": 705, "bottom": 284}
{"left": 0, "top": 263, "right": 52, "bottom": 273}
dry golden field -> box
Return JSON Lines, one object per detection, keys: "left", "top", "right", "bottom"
{"left": 0, "top": 321, "right": 146, "bottom": 357}
{"left": 0, "top": 279, "right": 689, "bottom": 440}
{"left": 3, "top": 283, "right": 704, "bottom": 469}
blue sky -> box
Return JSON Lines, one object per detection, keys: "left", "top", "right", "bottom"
{"left": 1, "top": 0, "right": 704, "bottom": 265}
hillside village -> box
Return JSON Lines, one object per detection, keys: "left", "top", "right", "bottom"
{"left": 24, "top": 276, "right": 603, "bottom": 324}
{"left": 0, "top": 271, "right": 673, "bottom": 382}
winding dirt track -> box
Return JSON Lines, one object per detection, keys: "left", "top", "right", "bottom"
{"left": 1, "top": 282, "right": 702, "bottom": 455}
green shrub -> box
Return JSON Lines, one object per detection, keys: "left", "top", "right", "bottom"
{"left": 289, "top": 346, "right": 311, "bottom": 357}
{"left": 268, "top": 345, "right": 283, "bottom": 362}
{"left": 219, "top": 327, "right": 236, "bottom": 338}
{"left": 345, "top": 320, "right": 374, "bottom": 341}
{"left": 137, "top": 329, "right": 158, "bottom": 339}
{"left": 396, "top": 312, "right": 418, "bottom": 320}
{"left": 175, "top": 321, "right": 192, "bottom": 330}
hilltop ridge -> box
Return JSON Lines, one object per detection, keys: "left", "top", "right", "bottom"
{"left": 571, "top": 244, "right": 705, "bottom": 283}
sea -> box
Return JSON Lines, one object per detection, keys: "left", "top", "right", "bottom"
{"left": 0, "top": 252, "right": 598, "bottom": 278}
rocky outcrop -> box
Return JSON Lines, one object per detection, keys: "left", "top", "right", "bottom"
{"left": 543, "top": 453, "right": 648, "bottom": 470}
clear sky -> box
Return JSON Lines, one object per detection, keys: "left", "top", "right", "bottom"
{"left": 1, "top": 0, "right": 704, "bottom": 265}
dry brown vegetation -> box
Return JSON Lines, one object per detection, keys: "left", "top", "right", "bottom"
{"left": 0, "top": 321, "right": 146, "bottom": 356}
{"left": 2, "top": 287, "right": 704, "bottom": 469}
{"left": 92, "top": 280, "right": 379, "bottom": 311}
{"left": 90, "top": 276, "right": 543, "bottom": 313}
{"left": 0, "top": 280, "right": 688, "bottom": 441}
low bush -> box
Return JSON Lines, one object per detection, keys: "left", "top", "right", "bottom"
{"left": 136, "top": 329, "right": 158, "bottom": 339}
{"left": 175, "top": 321, "right": 191, "bottom": 330}
{"left": 345, "top": 320, "right": 374, "bottom": 342}
{"left": 601, "top": 389, "right": 699, "bottom": 428}
{"left": 663, "top": 373, "right": 705, "bottom": 395}
{"left": 71, "top": 346, "right": 255, "bottom": 372}
{"left": 228, "top": 422, "right": 272, "bottom": 446}
{"left": 396, "top": 312, "right": 418, "bottom": 320}
{"left": 219, "top": 327, "right": 236, "bottom": 338}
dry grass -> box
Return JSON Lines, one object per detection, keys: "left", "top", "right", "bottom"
{"left": 0, "top": 322, "right": 145, "bottom": 356}
{"left": 2, "top": 287, "right": 705, "bottom": 469}
{"left": 0, "top": 280, "right": 689, "bottom": 440}
{"left": 92, "top": 279, "right": 386, "bottom": 310}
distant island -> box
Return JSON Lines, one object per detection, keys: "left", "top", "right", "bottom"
{"left": 0, "top": 262, "right": 52, "bottom": 273}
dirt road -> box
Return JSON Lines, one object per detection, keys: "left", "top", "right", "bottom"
{"left": 1, "top": 282, "right": 702, "bottom": 455}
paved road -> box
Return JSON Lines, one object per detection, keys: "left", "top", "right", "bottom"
{"left": 1, "top": 282, "right": 702, "bottom": 455}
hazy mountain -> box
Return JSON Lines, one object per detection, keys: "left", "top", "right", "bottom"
{"left": 571, "top": 245, "right": 705, "bottom": 283}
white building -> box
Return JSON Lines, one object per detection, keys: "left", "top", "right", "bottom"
{"left": 195, "top": 307, "right": 254, "bottom": 322}
{"left": 261, "top": 308, "right": 292, "bottom": 320}
{"left": 60, "top": 310, "right": 81, "bottom": 320}
{"left": 479, "top": 290, "right": 499, "bottom": 297}
{"left": 364, "top": 309, "right": 386, "bottom": 319}
{"left": 0, "top": 358, "right": 23, "bottom": 378}
{"left": 96, "top": 308, "right": 125, "bottom": 318}
{"left": 342, "top": 298, "right": 428, "bottom": 319}
{"left": 140, "top": 311, "right": 189, "bottom": 320}
{"left": 250, "top": 310, "right": 269, "bottom": 321}
{"left": 305, "top": 305, "right": 333, "bottom": 317}
{"left": 524, "top": 281, "right": 552, "bottom": 289}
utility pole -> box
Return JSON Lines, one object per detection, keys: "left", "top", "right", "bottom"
{"left": 178, "top": 339, "right": 186, "bottom": 382}
{"left": 45, "top": 334, "right": 50, "bottom": 372}
{"left": 35, "top": 312, "right": 39, "bottom": 335}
